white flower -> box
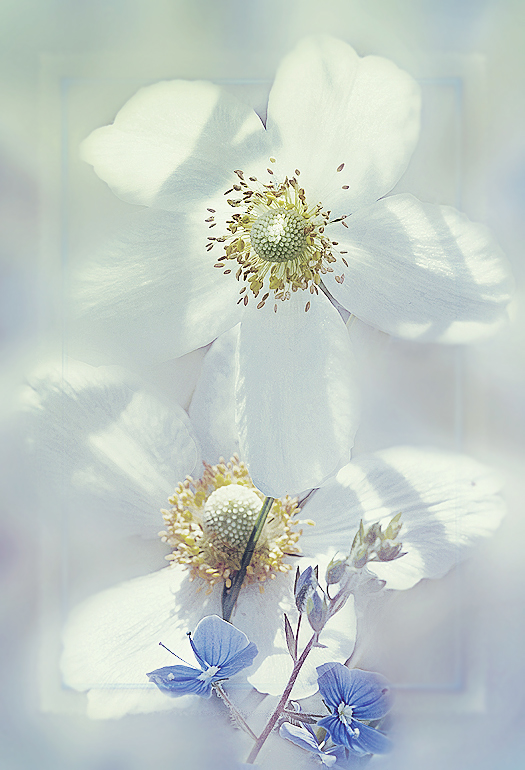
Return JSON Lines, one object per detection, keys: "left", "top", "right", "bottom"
{"left": 23, "top": 359, "right": 505, "bottom": 719}
{"left": 75, "top": 36, "right": 513, "bottom": 498}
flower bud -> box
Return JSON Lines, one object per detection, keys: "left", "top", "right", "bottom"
{"left": 295, "top": 566, "right": 318, "bottom": 613}
{"left": 377, "top": 540, "right": 405, "bottom": 561}
{"left": 306, "top": 591, "right": 328, "bottom": 632}
{"left": 325, "top": 556, "right": 348, "bottom": 585}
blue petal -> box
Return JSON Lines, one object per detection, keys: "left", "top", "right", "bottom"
{"left": 190, "top": 615, "right": 256, "bottom": 670}
{"left": 146, "top": 664, "right": 213, "bottom": 698}
{"left": 317, "top": 663, "right": 392, "bottom": 720}
{"left": 331, "top": 747, "right": 374, "bottom": 768}
{"left": 279, "top": 722, "right": 325, "bottom": 757}
{"left": 317, "top": 662, "right": 354, "bottom": 711}
{"left": 348, "top": 722, "right": 392, "bottom": 755}
{"left": 344, "top": 671, "right": 392, "bottom": 721}
{"left": 318, "top": 714, "right": 353, "bottom": 749}
{"left": 217, "top": 641, "right": 258, "bottom": 678}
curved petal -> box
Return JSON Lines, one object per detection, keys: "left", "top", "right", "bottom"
{"left": 300, "top": 446, "right": 505, "bottom": 590}
{"left": 82, "top": 80, "right": 270, "bottom": 211}
{"left": 279, "top": 722, "right": 328, "bottom": 760}
{"left": 248, "top": 648, "right": 337, "bottom": 701}
{"left": 22, "top": 359, "right": 199, "bottom": 539}
{"left": 61, "top": 566, "right": 296, "bottom": 718}
{"left": 317, "top": 664, "right": 391, "bottom": 721}
{"left": 61, "top": 567, "right": 196, "bottom": 718}
{"left": 188, "top": 325, "right": 241, "bottom": 463}
{"left": 146, "top": 664, "right": 212, "bottom": 698}
{"left": 190, "top": 615, "right": 258, "bottom": 675}
{"left": 349, "top": 722, "right": 392, "bottom": 755}
{"left": 317, "top": 714, "right": 352, "bottom": 750}
{"left": 324, "top": 194, "right": 514, "bottom": 343}
{"left": 72, "top": 208, "right": 245, "bottom": 365}
{"left": 236, "top": 291, "right": 360, "bottom": 497}
{"left": 266, "top": 36, "right": 421, "bottom": 215}
{"left": 317, "top": 661, "right": 352, "bottom": 710}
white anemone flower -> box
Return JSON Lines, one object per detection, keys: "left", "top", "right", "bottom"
{"left": 24, "top": 360, "right": 505, "bottom": 719}
{"left": 75, "top": 35, "right": 513, "bottom": 498}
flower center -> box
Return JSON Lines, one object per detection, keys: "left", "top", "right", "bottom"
{"left": 250, "top": 209, "right": 307, "bottom": 263}
{"left": 197, "top": 664, "right": 221, "bottom": 682}
{"left": 202, "top": 485, "right": 264, "bottom": 550}
{"left": 337, "top": 702, "right": 354, "bottom": 725}
{"left": 206, "top": 162, "right": 349, "bottom": 309}
{"left": 158, "top": 456, "right": 314, "bottom": 592}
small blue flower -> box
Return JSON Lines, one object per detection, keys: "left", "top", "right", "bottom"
{"left": 316, "top": 663, "right": 392, "bottom": 755}
{"left": 147, "top": 615, "right": 258, "bottom": 698}
{"left": 280, "top": 709, "right": 371, "bottom": 768}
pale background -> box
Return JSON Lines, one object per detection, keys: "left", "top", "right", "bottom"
{"left": 1, "top": 1, "right": 524, "bottom": 768}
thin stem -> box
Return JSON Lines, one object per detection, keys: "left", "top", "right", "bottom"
{"left": 213, "top": 682, "right": 258, "bottom": 741}
{"left": 222, "top": 496, "right": 274, "bottom": 622}
{"left": 245, "top": 632, "right": 317, "bottom": 764}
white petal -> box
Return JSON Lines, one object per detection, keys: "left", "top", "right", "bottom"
{"left": 72, "top": 208, "right": 245, "bottom": 365}
{"left": 249, "top": 649, "right": 335, "bottom": 700}
{"left": 248, "top": 590, "right": 356, "bottom": 698}
{"left": 300, "top": 446, "right": 505, "bottom": 589}
{"left": 62, "top": 566, "right": 302, "bottom": 717}
{"left": 324, "top": 194, "right": 514, "bottom": 343}
{"left": 266, "top": 36, "right": 421, "bottom": 214}
{"left": 22, "top": 359, "right": 199, "bottom": 538}
{"left": 189, "top": 325, "right": 241, "bottom": 463}
{"left": 236, "top": 292, "right": 360, "bottom": 497}
{"left": 82, "top": 80, "right": 270, "bottom": 210}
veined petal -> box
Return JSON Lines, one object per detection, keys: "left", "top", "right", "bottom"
{"left": 300, "top": 446, "right": 505, "bottom": 590}
{"left": 22, "top": 359, "right": 198, "bottom": 539}
{"left": 324, "top": 194, "right": 514, "bottom": 343}
{"left": 236, "top": 292, "right": 360, "bottom": 497}
{"left": 348, "top": 722, "right": 392, "bottom": 755}
{"left": 146, "top": 664, "right": 212, "bottom": 698}
{"left": 318, "top": 714, "right": 352, "bottom": 751}
{"left": 62, "top": 567, "right": 295, "bottom": 718}
{"left": 72, "top": 208, "right": 244, "bottom": 365}
{"left": 266, "top": 36, "right": 421, "bottom": 215}
{"left": 316, "top": 664, "right": 391, "bottom": 721}
{"left": 82, "top": 80, "right": 270, "bottom": 210}
{"left": 190, "top": 615, "right": 258, "bottom": 675}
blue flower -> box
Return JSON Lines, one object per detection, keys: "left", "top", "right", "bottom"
{"left": 316, "top": 663, "right": 392, "bottom": 755}
{"left": 280, "top": 708, "right": 372, "bottom": 768}
{"left": 147, "top": 615, "right": 258, "bottom": 698}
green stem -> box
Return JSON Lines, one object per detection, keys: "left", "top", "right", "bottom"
{"left": 221, "top": 496, "right": 274, "bottom": 622}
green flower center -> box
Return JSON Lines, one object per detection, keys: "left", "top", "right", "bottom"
{"left": 202, "top": 484, "right": 263, "bottom": 550}
{"left": 250, "top": 208, "right": 307, "bottom": 264}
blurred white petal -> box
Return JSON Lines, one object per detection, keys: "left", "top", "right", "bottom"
{"left": 301, "top": 446, "right": 505, "bottom": 589}
{"left": 266, "top": 35, "right": 421, "bottom": 215}
{"left": 73, "top": 208, "right": 244, "bottom": 366}
{"left": 82, "top": 80, "right": 270, "bottom": 210}
{"left": 236, "top": 292, "right": 360, "bottom": 497}
{"left": 62, "top": 567, "right": 306, "bottom": 717}
{"left": 189, "top": 325, "right": 241, "bottom": 463}
{"left": 22, "top": 359, "right": 199, "bottom": 538}
{"left": 324, "top": 194, "right": 514, "bottom": 343}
